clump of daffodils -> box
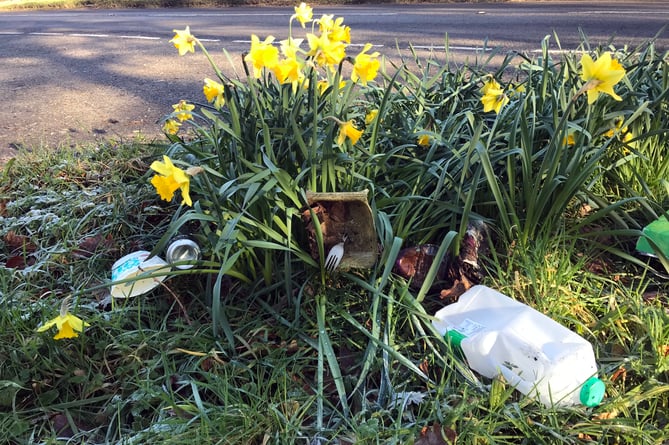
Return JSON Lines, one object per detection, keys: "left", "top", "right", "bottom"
{"left": 240, "top": 4, "right": 381, "bottom": 87}
{"left": 151, "top": 3, "right": 383, "bottom": 206}
{"left": 164, "top": 3, "right": 380, "bottom": 133}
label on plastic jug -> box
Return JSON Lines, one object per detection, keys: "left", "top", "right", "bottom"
{"left": 453, "top": 318, "right": 487, "bottom": 337}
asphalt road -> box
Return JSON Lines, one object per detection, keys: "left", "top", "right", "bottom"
{"left": 1, "top": 2, "right": 668, "bottom": 160}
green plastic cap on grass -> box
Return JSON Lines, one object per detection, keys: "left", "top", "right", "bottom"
{"left": 580, "top": 377, "right": 606, "bottom": 407}
{"left": 636, "top": 215, "right": 669, "bottom": 257}
{"left": 446, "top": 330, "right": 467, "bottom": 348}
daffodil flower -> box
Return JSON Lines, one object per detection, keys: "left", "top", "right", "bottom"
{"left": 162, "top": 119, "right": 181, "bottom": 135}
{"left": 36, "top": 297, "right": 89, "bottom": 340}
{"left": 605, "top": 118, "right": 636, "bottom": 152}
{"left": 365, "top": 109, "right": 379, "bottom": 125}
{"left": 170, "top": 26, "right": 197, "bottom": 56}
{"left": 203, "top": 78, "right": 225, "bottom": 108}
{"left": 579, "top": 52, "right": 626, "bottom": 104}
{"left": 273, "top": 56, "right": 303, "bottom": 85}
{"left": 318, "top": 14, "right": 351, "bottom": 44}
{"left": 280, "top": 37, "right": 303, "bottom": 59}
{"left": 604, "top": 117, "right": 629, "bottom": 138}
{"left": 292, "top": 2, "right": 313, "bottom": 28}
{"left": 172, "top": 100, "right": 195, "bottom": 122}
{"left": 273, "top": 39, "right": 305, "bottom": 85}
{"left": 245, "top": 35, "right": 280, "bottom": 79}
{"left": 316, "top": 79, "right": 346, "bottom": 95}
{"left": 150, "top": 155, "right": 193, "bottom": 207}
{"left": 562, "top": 133, "right": 576, "bottom": 147}
{"left": 351, "top": 43, "right": 380, "bottom": 85}
{"left": 417, "top": 134, "right": 431, "bottom": 148}
{"left": 306, "top": 32, "right": 346, "bottom": 68}
{"left": 337, "top": 119, "right": 363, "bottom": 145}
{"left": 480, "top": 78, "right": 509, "bottom": 114}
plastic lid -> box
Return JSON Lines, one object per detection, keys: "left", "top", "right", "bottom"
{"left": 446, "top": 330, "right": 467, "bottom": 348}
{"left": 579, "top": 377, "right": 606, "bottom": 407}
{"left": 110, "top": 251, "right": 169, "bottom": 299}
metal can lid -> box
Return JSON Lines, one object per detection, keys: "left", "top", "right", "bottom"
{"left": 166, "top": 238, "right": 201, "bottom": 270}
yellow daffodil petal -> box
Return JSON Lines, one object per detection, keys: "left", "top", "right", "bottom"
{"left": 273, "top": 57, "right": 302, "bottom": 85}
{"left": 480, "top": 78, "right": 509, "bottom": 113}
{"left": 280, "top": 37, "right": 303, "bottom": 59}
{"left": 351, "top": 43, "right": 380, "bottom": 85}
{"left": 170, "top": 26, "right": 197, "bottom": 56}
{"left": 563, "top": 134, "right": 576, "bottom": 146}
{"left": 53, "top": 321, "right": 77, "bottom": 339}
{"left": 579, "top": 52, "right": 625, "bottom": 104}
{"left": 318, "top": 15, "right": 350, "bottom": 44}
{"left": 244, "top": 34, "right": 279, "bottom": 78}
{"left": 162, "top": 119, "right": 181, "bottom": 135}
{"left": 203, "top": 78, "right": 225, "bottom": 108}
{"left": 36, "top": 318, "right": 59, "bottom": 332}
{"left": 480, "top": 78, "right": 510, "bottom": 113}
{"left": 150, "top": 155, "right": 176, "bottom": 177}
{"left": 417, "top": 134, "right": 430, "bottom": 147}
{"left": 306, "top": 32, "right": 346, "bottom": 68}
{"left": 150, "top": 156, "right": 193, "bottom": 206}
{"left": 37, "top": 312, "right": 89, "bottom": 340}
{"left": 365, "top": 109, "right": 379, "bottom": 125}
{"left": 151, "top": 174, "right": 180, "bottom": 202}
{"left": 172, "top": 100, "right": 195, "bottom": 122}
{"left": 481, "top": 78, "right": 501, "bottom": 95}
{"left": 180, "top": 180, "right": 193, "bottom": 207}
{"left": 293, "top": 2, "right": 313, "bottom": 27}
{"left": 337, "top": 120, "right": 363, "bottom": 145}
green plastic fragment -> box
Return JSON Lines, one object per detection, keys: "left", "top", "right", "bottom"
{"left": 636, "top": 215, "right": 669, "bottom": 257}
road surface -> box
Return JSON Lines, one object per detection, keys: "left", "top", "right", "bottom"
{"left": 1, "top": 2, "right": 667, "bottom": 161}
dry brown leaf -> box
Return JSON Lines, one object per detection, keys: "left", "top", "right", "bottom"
{"left": 578, "top": 203, "right": 593, "bottom": 218}
{"left": 585, "top": 257, "right": 609, "bottom": 275}
{"left": 49, "top": 413, "right": 75, "bottom": 438}
{"left": 610, "top": 366, "right": 627, "bottom": 383}
{"left": 48, "top": 412, "right": 91, "bottom": 438}
{"left": 4, "top": 230, "right": 36, "bottom": 252}
{"left": 4, "top": 255, "right": 34, "bottom": 269}
{"left": 594, "top": 410, "right": 619, "bottom": 420}
{"left": 72, "top": 233, "right": 115, "bottom": 258}
{"left": 419, "top": 358, "right": 430, "bottom": 375}
{"left": 415, "top": 422, "right": 457, "bottom": 445}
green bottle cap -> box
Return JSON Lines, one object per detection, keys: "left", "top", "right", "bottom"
{"left": 579, "top": 377, "right": 606, "bottom": 407}
{"left": 446, "top": 330, "right": 467, "bottom": 348}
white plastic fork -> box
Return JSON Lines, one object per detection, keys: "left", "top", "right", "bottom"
{"left": 324, "top": 235, "right": 348, "bottom": 272}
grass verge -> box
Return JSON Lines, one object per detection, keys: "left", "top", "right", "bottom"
{"left": 1, "top": 139, "right": 667, "bottom": 443}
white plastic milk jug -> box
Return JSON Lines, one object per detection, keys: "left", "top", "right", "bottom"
{"left": 432, "top": 285, "right": 605, "bottom": 407}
